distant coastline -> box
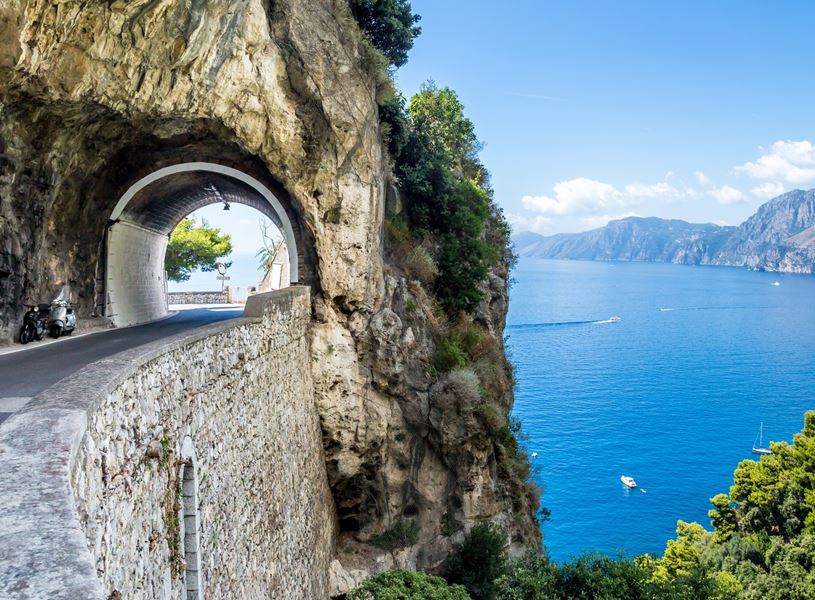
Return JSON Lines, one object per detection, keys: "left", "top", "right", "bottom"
{"left": 513, "top": 189, "right": 815, "bottom": 274}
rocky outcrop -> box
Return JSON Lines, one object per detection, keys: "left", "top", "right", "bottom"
{"left": 712, "top": 189, "right": 815, "bottom": 272}
{"left": 514, "top": 189, "right": 815, "bottom": 273}
{"left": 0, "top": 0, "right": 538, "bottom": 594}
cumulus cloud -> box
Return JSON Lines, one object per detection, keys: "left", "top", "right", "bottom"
{"left": 695, "top": 171, "right": 711, "bottom": 186}
{"left": 521, "top": 177, "right": 621, "bottom": 216}
{"left": 751, "top": 181, "right": 785, "bottom": 199}
{"left": 710, "top": 185, "right": 746, "bottom": 205}
{"left": 521, "top": 175, "right": 681, "bottom": 218}
{"left": 736, "top": 140, "right": 815, "bottom": 184}
{"left": 507, "top": 212, "right": 553, "bottom": 234}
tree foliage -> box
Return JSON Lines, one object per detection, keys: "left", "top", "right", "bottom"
{"left": 348, "top": 569, "right": 470, "bottom": 600}
{"left": 445, "top": 522, "right": 508, "bottom": 600}
{"left": 386, "top": 83, "right": 510, "bottom": 315}
{"left": 349, "top": 0, "right": 421, "bottom": 67}
{"left": 165, "top": 217, "right": 232, "bottom": 282}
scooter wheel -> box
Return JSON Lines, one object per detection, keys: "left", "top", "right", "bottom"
{"left": 50, "top": 326, "right": 62, "bottom": 339}
{"left": 19, "top": 330, "right": 30, "bottom": 344}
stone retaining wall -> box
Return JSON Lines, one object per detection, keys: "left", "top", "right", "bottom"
{"left": 168, "top": 291, "right": 228, "bottom": 305}
{"left": 0, "top": 287, "right": 336, "bottom": 599}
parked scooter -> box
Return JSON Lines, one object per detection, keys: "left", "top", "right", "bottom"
{"left": 19, "top": 304, "right": 50, "bottom": 344}
{"left": 48, "top": 297, "right": 77, "bottom": 338}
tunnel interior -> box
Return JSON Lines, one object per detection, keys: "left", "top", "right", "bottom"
{"left": 105, "top": 163, "right": 302, "bottom": 327}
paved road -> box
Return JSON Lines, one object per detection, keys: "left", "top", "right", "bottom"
{"left": 0, "top": 307, "right": 243, "bottom": 425}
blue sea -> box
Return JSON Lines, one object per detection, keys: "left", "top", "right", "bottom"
{"left": 506, "top": 258, "right": 815, "bottom": 562}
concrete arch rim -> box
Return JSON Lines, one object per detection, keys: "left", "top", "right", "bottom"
{"left": 109, "top": 161, "right": 299, "bottom": 280}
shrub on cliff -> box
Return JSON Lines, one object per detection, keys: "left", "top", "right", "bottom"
{"left": 385, "top": 83, "right": 509, "bottom": 316}
{"left": 445, "top": 522, "right": 509, "bottom": 599}
{"left": 348, "top": 0, "right": 421, "bottom": 67}
{"left": 348, "top": 569, "right": 471, "bottom": 600}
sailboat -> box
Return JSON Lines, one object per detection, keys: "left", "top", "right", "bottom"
{"left": 752, "top": 422, "right": 772, "bottom": 456}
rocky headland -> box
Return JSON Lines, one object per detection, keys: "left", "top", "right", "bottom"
{"left": 514, "top": 189, "right": 815, "bottom": 274}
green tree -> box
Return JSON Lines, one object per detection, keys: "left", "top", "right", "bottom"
{"left": 165, "top": 217, "right": 232, "bottom": 282}
{"left": 445, "top": 522, "right": 508, "bottom": 599}
{"left": 349, "top": 0, "right": 421, "bottom": 67}
{"left": 348, "top": 569, "right": 471, "bottom": 600}
{"left": 387, "top": 83, "right": 504, "bottom": 315}
{"left": 708, "top": 494, "right": 738, "bottom": 542}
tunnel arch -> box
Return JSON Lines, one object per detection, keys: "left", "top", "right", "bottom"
{"left": 105, "top": 162, "right": 301, "bottom": 327}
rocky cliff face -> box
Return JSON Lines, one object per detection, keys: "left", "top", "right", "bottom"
{"left": 515, "top": 190, "right": 815, "bottom": 274}
{"left": 0, "top": 0, "right": 537, "bottom": 593}
{"left": 712, "top": 190, "right": 815, "bottom": 272}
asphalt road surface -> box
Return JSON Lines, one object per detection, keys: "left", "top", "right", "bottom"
{"left": 0, "top": 307, "right": 243, "bottom": 425}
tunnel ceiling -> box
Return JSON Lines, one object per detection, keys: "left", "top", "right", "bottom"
{"left": 118, "top": 171, "right": 284, "bottom": 234}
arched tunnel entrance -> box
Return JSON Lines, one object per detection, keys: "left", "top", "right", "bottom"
{"left": 104, "top": 162, "right": 301, "bottom": 327}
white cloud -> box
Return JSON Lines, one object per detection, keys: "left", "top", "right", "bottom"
{"left": 579, "top": 212, "right": 642, "bottom": 230}
{"left": 521, "top": 175, "right": 682, "bottom": 218}
{"left": 750, "top": 181, "right": 785, "bottom": 199}
{"left": 695, "top": 171, "right": 711, "bottom": 186}
{"left": 710, "top": 185, "right": 746, "bottom": 205}
{"left": 521, "top": 177, "right": 621, "bottom": 216}
{"left": 624, "top": 181, "right": 679, "bottom": 198}
{"left": 507, "top": 212, "right": 552, "bottom": 234}
{"left": 736, "top": 140, "right": 815, "bottom": 184}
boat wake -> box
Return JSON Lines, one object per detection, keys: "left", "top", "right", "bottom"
{"left": 509, "top": 317, "right": 620, "bottom": 330}
{"left": 659, "top": 306, "right": 740, "bottom": 312}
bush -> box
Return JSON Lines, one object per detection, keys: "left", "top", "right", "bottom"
{"left": 370, "top": 521, "right": 420, "bottom": 551}
{"left": 404, "top": 245, "right": 439, "bottom": 285}
{"left": 445, "top": 522, "right": 508, "bottom": 599}
{"left": 349, "top": 0, "right": 421, "bottom": 68}
{"left": 434, "top": 335, "right": 469, "bottom": 372}
{"left": 430, "top": 368, "right": 482, "bottom": 412}
{"left": 476, "top": 402, "right": 504, "bottom": 434}
{"left": 386, "top": 84, "right": 507, "bottom": 317}
{"left": 349, "top": 569, "right": 471, "bottom": 600}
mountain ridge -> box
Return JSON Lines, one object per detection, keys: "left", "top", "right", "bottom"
{"left": 513, "top": 189, "right": 815, "bottom": 274}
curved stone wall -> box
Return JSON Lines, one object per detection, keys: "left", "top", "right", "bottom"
{"left": 0, "top": 287, "right": 335, "bottom": 599}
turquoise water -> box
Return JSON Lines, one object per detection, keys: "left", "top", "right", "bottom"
{"left": 506, "top": 258, "right": 815, "bottom": 562}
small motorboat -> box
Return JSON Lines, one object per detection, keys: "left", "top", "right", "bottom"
{"left": 608, "top": 316, "right": 621, "bottom": 323}
{"left": 620, "top": 475, "right": 637, "bottom": 489}
{"left": 771, "top": 281, "right": 781, "bottom": 286}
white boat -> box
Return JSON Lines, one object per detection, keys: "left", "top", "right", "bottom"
{"left": 771, "top": 281, "right": 781, "bottom": 286}
{"left": 620, "top": 475, "right": 637, "bottom": 488}
{"left": 608, "top": 316, "right": 621, "bottom": 323}
{"left": 752, "top": 422, "right": 772, "bottom": 455}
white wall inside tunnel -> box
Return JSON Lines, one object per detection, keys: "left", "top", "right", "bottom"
{"left": 106, "top": 221, "right": 169, "bottom": 327}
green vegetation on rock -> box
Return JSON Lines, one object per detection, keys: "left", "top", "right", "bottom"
{"left": 445, "top": 522, "right": 508, "bottom": 600}
{"left": 165, "top": 216, "right": 232, "bottom": 282}
{"left": 348, "top": 0, "right": 421, "bottom": 67}
{"left": 384, "top": 82, "right": 511, "bottom": 316}
{"left": 369, "top": 521, "right": 420, "bottom": 552}
{"left": 347, "top": 569, "right": 470, "bottom": 600}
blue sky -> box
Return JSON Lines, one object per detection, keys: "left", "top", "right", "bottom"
{"left": 174, "top": 1, "right": 815, "bottom": 291}
{"left": 395, "top": 0, "right": 815, "bottom": 234}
